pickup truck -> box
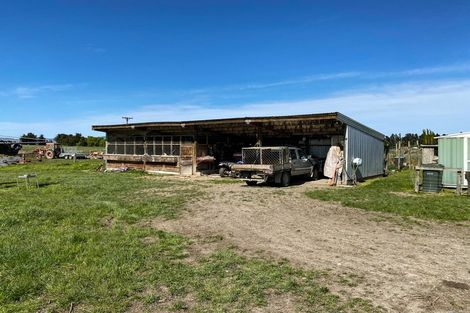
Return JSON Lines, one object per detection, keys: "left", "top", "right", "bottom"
{"left": 230, "top": 146, "right": 321, "bottom": 187}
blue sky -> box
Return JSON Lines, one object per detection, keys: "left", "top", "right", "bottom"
{"left": 1, "top": 0, "right": 470, "bottom": 138}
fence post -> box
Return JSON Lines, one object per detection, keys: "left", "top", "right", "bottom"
{"left": 466, "top": 172, "right": 470, "bottom": 196}
{"left": 414, "top": 169, "right": 420, "bottom": 193}
{"left": 398, "top": 141, "right": 401, "bottom": 171}
{"left": 408, "top": 141, "right": 411, "bottom": 169}
{"left": 456, "top": 170, "right": 462, "bottom": 195}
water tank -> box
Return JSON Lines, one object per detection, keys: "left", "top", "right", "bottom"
{"left": 421, "top": 164, "right": 444, "bottom": 193}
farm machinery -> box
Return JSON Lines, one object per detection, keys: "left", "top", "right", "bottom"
{"left": 0, "top": 140, "right": 22, "bottom": 156}
{"left": 0, "top": 139, "right": 22, "bottom": 166}
{"left": 35, "top": 144, "right": 90, "bottom": 160}
{"left": 34, "top": 143, "right": 64, "bottom": 159}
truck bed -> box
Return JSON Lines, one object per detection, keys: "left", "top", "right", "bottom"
{"left": 231, "top": 163, "right": 292, "bottom": 174}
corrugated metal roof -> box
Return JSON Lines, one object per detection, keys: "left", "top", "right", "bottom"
{"left": 92, "top": 112, "right": 384, "bottom": 140}
{"left": 436, "top": 131, "right": 470, "bottom": 139}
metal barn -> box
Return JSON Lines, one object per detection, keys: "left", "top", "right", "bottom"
{"left": 92, "top": 112, "right": 385, "bottom": 184}
{"left": 437, "top": 132, "right": 470, "bottom": 188}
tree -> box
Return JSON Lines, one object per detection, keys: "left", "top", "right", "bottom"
{"left": 78, "top": 137, "right": 88, "bottom": 146}
{"left": 20, "top": 132, "right": 38, "bottom": 145}
{"left": 55, "top": 133, "right": 84, "bottom": 146}
{"left": 86, "top": 136, "right": 106, "bottom": 147}
{"left": 402, "top": 133, "right": 419, "bottom": 145}
{"left": 420, "top": 129, "right": 438, "bottom": 145}
{"left": 384, "top": 133, "right": 402, "bottom": 149}
{"left": 54, "top": 133, "right": 105, "bottom": 147}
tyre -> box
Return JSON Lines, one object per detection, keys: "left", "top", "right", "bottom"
{"left": 219, "top": 167, "right": 227, "bottom": 177}
{"left": 245, "top": 181, "right": 257, "bottom": 186}
{"left": 280, "top": 171, "right": 291, "bottom": 187}
{"left": 308, "top": 166, "right": 320, "bottom": 181}
{"left": 45, "top": 150, "right": 54, "bottom": 159}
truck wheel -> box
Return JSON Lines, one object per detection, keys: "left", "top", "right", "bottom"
{"left": 309, "top": 167, "right": 320, "bottom": 181}
{"left": 245, "top": 181, "right": 257, "bottom": 186}
{"left": 281, "top": 172, "right": 291, "bottom": 187}
{"left": 45, "top": 151, "right": 54, "bottom": 159}
{"left": 219, "top": 167, "right": 227, "bottom": 177}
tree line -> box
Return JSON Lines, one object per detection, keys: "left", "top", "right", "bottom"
{"left": 19, "top": 132, "right": 105, "bottom": 147}
{"left": 385, "top": 129, "right": 439, "bottom": 149}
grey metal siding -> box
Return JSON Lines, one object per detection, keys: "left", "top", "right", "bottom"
{"left": 345, "top": 125, "right": 384, "bottom": 181}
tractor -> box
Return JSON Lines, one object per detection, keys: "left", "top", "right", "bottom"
{"left": 34, "top": 143, "right": 63, "bottom": 159}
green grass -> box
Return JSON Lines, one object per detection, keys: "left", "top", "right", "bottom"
{"left": 307, "top": 171, "right": 470, "bottom": 222}
{"left": 19, "top": 145, "right": 105, "bottom": 154}
{"left": 0, "top": 160, "right": 380, "bottom": 312}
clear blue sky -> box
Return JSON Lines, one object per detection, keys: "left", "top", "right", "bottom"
{"left": 1, "top": 0, "right": 470, "bottom": 138}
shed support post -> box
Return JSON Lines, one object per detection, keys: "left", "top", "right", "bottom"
{"left": 256, "top": 125, "right": 262, "bottom": 147}
{"left": 192, "top": 127, "right": 198, "bottom": 175}
{"left": 192, "top": 141, "right": 197, "bottom": 175}
{"left": 143, "top": 134, "right": 147, "bottom": 172}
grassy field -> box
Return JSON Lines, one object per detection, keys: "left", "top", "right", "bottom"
{"left": 307, "top": 170, "right": 470, "bottom": 222}
{"left": 19, "top": 145, "right": 105, "bottom": 154}
{"left": 0, "top": 160, "right": 380, "bottom": 313}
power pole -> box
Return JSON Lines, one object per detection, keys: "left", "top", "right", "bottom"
{"left": 122, "top": 116, "right": 133, "bottom": 124}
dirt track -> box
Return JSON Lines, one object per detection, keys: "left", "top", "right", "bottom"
{"left": 152, "top": 177, "right": 470, "bottom": 313}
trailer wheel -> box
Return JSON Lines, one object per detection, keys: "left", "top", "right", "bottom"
{"left": 280, "top": 171, "right": 291, "bottom": 187}
{"left": 45, "top": 150, "right": 54, "bottom": 159}
{"left": 245, "top": 181, "right": 257, "bottom": 186}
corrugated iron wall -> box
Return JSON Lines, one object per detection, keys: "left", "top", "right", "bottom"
{"left": 345, "top": 125, "right": 384, "bottom": 181}
{"left": 467, "top": 138, "right": 470, "bottom": 179}
{"left": 438, "top": 137, "right": 468, "bottom": 187}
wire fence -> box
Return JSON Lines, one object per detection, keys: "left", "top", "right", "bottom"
{"left": 242, "top": 147, "right": 288, "bottom": 165}
{"left": 386, "top": 146, "right": 435, "bottom": 170}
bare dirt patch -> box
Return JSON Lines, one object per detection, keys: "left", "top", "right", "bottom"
{"left": 151, "top": 177, "right": 470, "bottom": 313}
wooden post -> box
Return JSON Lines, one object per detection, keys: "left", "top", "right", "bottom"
{"left": 465, "top": 172, "right": 470, "bottom": 196}
{"left": 192, "top": 128, "right": 198, "bottom": 175}
{"left": 143, "top": 135, "right": 147, "bottom": 172}
{"left": 414, "top": 169, "right": 420, "bottom": 193}
{"left": 398, "top": 141, "right": 402, "bottom": 171}
{"left": 395, "top": 142, "right": 398, "bottom": 170}
{"left": 256, "top": 125, "right": 262, "bottom": 147}
{"left": 466, "top": 172, "right": 470, "bottom": 196}
{"left": 192, "top": 141, "right": 197, "bottom": 175}
{"left": 456, "top": 170, "right": 462, "bottom": 195}
{"left": 408, "top": 141, "right": 411, "bottom": 169}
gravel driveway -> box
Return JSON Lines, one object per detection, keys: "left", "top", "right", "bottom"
{"left": 152, "top": 177, "right": 470, "bottom": 313}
